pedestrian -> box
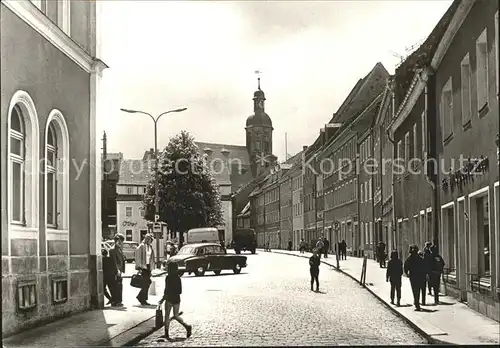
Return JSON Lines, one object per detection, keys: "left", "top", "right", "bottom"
{"left": 404, "top": 245, "right": 427, "bottom": 311}
{"left": 109, "top": 233, "right": 126, "bottom": 307}
{"left": 299, "top": 238, "right": 306, "bottom": 253}
{"left": 340, "top": 240, "right": 347, "bottom": 260}
{"left": 309, "top": 248, "right": 320, "bottom": 292}
{"left": 135, "top": 234, "right": 155, "bottom": 305}
{"left": 101, "top": 249, "right": 113, "bottom": 305}
{"left": 315, "top": 237, "right": 324, "bottom": 259}
{"left": 429, "top": 245, "right": 445, "bottom": 305}
{"left": 423, "top": 242, "right": 433, "bottom": 295}
{"left": 386, "top": 250, "right": 403, "bottom": 306}
{"left": 288, "top": 239, "right": 292, "bottom": 251}
{"left": 377, "top": 241, "right": 387, "bottom": 268}
{"left": 323, "top": 237, "right": 330, "bottom": 258}
{"left": 159, "top": 262, "right": 192, "bottom": 339}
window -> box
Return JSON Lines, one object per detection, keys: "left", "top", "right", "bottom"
{"left": 52, "top": 278, "right": 68, "bottom": 304}
{"left": 365, "top": 182, "right": 368, "bottom": 202}
{"left": 46, "top": 123, "right": 57, "bottom": 227}
{"left": 8, "top": 92, "right": 40, "bottom": 231}
{"left": 440, "top": 77, "right": 453, "bottom": 141}
{"left": 369, "top": 179, "right": 372, "bottom": 201}
{"left": 125, "top": 207, "right": 132, "bottom": 217}
{"left": 10, "top": 105, "right": 25, "bottom": 224}
{"left": 127, "top": 187, "right": 133, "bottom": 194}
{"left": 461, "top": 53, "right": 472, "bottom": 124}
{"left": 413, "top": 124, "right": 418, "bottom": 159}
{"left": 421, "top": 112, "right": 426, "bottom": 157}
{"left": 140, "top": 207, "right": 145, "bottom": 217}
{"left": 396, "top": 140, "right": 402, "bottom": 162}
{"left": 57, "top": 0, "right": 71, "bottom": 35}
{"left": 404, "top": 132, "right": 410, "bottom": 164}
{"left": 125, "top": 230, "right": 133, "bottom": 241}
{"left": 476, "top": 28, "right": 488, "bottom": 110}
{"left": 17, "top": 281, "right": 37, "bottom": 311}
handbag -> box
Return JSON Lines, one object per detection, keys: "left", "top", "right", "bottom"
{"left": 130, "top": 272, "right": 144, "bottom": 288}
{"left": 155, "top": 305, "right": 164, "bottom": 329}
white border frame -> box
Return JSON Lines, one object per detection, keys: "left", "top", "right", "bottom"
{"left": 7, "top": 91, "right": 40, "bottom": 244}
{"left": 44, "top": 109, "right": 70, "bottom": 241}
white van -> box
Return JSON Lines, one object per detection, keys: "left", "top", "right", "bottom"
{"left": 186, "top": 227, "right": 219, "bottom": 244}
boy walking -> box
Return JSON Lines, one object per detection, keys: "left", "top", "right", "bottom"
{"left": 309, "top": 249, "right": 321, "bottom": 292}
{"left": 159, "top": 262, "right": 192, "bottom": 339}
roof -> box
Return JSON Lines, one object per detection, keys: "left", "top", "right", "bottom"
{"left": 331, "top": 62, "right": 389, "bottom": 124}
{"left": 117, "top": 159, "right": 152, "bottom": 185}
{"left": 246, "top": 111, "right": 273, "bottom": 128}
{"left": 393, "top": 0, "right": 460, "bottom": 110}
{"left": 194, "top": 141, "right": 252, "bottom": 186}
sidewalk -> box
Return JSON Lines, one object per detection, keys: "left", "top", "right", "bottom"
{"left": 2, "top": 280, "right": 164, "bottom": 347}
{"left": 263, "top": 248, "right": 500, "bottom": 345}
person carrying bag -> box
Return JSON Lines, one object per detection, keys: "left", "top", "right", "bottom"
{"left": 134, "top": 234, "right": 155, "bottom": 305}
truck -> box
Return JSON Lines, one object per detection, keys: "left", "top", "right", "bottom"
{"left": 186, "top": 227, "right": 220, "bottom": 244}
{"left": 232, "top": 228, "right": 257, "bottom": 254}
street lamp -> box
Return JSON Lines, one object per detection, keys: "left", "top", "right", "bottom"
{"left": 120, "top": 107, "right": 187, "bottom": 268}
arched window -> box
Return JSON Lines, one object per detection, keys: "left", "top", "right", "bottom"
{"left": 45, "top": 110, "right": 70, "bottom": 232}
{"left": 46, "top": 122, "right": 58, "bottom": 227}
{"left": 7, "top": 91, "right": 40, "bottom": 233}
{"left": 10, "top": 105, "right": 25, "bottom": 223}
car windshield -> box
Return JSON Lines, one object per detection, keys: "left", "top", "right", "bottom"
{"left": 123, "top": 242, "right": 138, "bottom": 249}
{"left": 177, "top": 246, "right": 196, "bottom": 255}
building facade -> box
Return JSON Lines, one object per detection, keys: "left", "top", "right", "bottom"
{"left": 1, "top": 0, "right": 107, "bottom": 335}
{"left": 390, "top": 0, "right": 499, "bottom": 322}
{"left": 263, "top": 170, "right": 281, "bottom": 248}
{"left": 291, "top": 162, "right": 304, "bottom": 249}
{"left": 279, "top": 164, "right": 293, "bottom": 248}
{"left": 434, "top": 0, "right": 499, "bottom": 321}
{"left": 303, "top": 146, "right": 317, "bottom": 244}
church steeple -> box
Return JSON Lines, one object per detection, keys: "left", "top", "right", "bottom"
{"left": 245, "top": 71, "right": 275, "bottom": 177}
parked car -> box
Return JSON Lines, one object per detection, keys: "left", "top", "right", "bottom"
{"left": 166, "top": 243, "right": 247, "bottom": 277}
{"left": 122, "top": 241, "right": 139, "bottom": 262}
{"left": 232, "top": 228, "right": 257, "bottom": 254}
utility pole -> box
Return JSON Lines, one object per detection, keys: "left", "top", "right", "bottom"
{"left": 121, "top": 107, "right": 187, "bottom": 268}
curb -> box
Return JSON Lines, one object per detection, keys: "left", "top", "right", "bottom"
{"left": 102, "top": 315, "right": 157, "bottom": 347}
{"left": 265, "top": 249, "right": 450, "bottom": 345}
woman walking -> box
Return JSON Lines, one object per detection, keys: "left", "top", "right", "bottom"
{"left": 386, "top": 250, "right": 403, "bottom": 306}
{"left": 309, "top": 249, "right": 321, "bottom": 292}
{"left": 159, "top": 262, "right": 192, "bottom": 339}
{"left": 135, "top": 234, "right": 155, "bottom": 305}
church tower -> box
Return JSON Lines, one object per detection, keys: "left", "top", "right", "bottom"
{"left": 245, "top": 75, "right": 276, "bottom": 177}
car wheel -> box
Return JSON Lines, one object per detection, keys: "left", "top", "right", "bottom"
{"left": 235, "top": 249, "right": 241, "bottom": 254}
{"left": 213, "top": 270, "right": 221, "bottom": 275}
{"left": 178, "top": 271, "right": 184, "bottom": 277}
{"left": 194, "top": 265, "right": 206, "bottom": 276}
{"left": 233, "top": 264, "right": 242, "bottom": 274}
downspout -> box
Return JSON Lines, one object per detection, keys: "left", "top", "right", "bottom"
{"left": 425, "top": 69, "right": 440, "bottom": 248}
{"left": 387, "top": 90, "right": 398, "bottom": 257}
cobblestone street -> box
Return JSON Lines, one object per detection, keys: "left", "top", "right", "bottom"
{"left": 136, "top": 251, "right": 426, "bottom": 346}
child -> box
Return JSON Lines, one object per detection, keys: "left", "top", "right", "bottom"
{"left": 309, "top": 248, "right": 320, "bottom": 292}
{"left": 101, "top": 249, "right": 113, "bottom": 305}
{"left": 386, "top": 250, "right": 403, "bottom": 306}
{"left": 159, "top": 262, "right": 192, "bottom": 339}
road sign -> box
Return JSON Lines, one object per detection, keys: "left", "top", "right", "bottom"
{"left": 153, "top": 222, "right": 163, "bottom": 239}
{"left": 334, "top": 221, "right": 340, "bottom": 230}
{"left": 154, "top": 214, "right": 160, "bottom": 222}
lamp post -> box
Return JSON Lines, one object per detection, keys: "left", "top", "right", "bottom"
{"left": 120, "top": 107, "right": 187, "bottom": 268}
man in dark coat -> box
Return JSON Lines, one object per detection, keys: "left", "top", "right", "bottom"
{"left": 323, "top": 238, "right": 330, "bottom": 258}
{"left": 109, "top": 233, "right": 126, "bottom": 307}
{"left": 404, "top": 245, "right": 427, "bottom": 311}
{"left": 423, "top": 242, "right": 433, "bottom": 295}
{"left": 428, "top": 245, "right": 445, "bottom": 305}
{"left": 377, "top": 241, "right": 387, "bottom": 268}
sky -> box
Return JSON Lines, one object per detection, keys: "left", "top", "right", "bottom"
{"left": 99, "top": 0, "right": 453, "bottom": 161}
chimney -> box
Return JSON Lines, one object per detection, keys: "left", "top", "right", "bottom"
{"left": 221, "top": 148, "right": 230, "bottom": 157}
{"left": 204, "top": 147, "right": 213, "bottom": 156}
